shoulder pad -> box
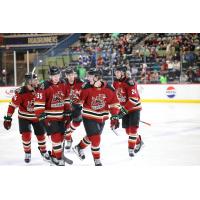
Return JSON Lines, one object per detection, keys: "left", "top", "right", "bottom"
{"left": 15, "top": 87, "right": 23, "bottom": 94}
{"left": 82, "top": 81, "right": 92, "bottom": 89}
{"left": 38, "top": 81, "right": 52, "bottom": 90}
{"left": 106, "top": 83, "right": 115, "bottom": 92}
{"left": 126, "top": 78, "right": 135, "bottom": 86}
{"left": 76, "top": 78, "right": 84, "bottom": 83}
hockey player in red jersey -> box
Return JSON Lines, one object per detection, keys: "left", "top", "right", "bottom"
{"left": 34, "top": 66, "right": 71, "bottom": 166}
{"left": 73, "top": 69, "right": 120, "bottom": 166}
{"left": 3, "top": 73, "right": 50, "bottom": 163}
{"left": 63, "top": 67, "right": 84, "bottom": 150}
{"left": 113, "top": 65, "right": 143, "bottom": 157}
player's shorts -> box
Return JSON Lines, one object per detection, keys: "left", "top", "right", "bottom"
{"left": 122, "top": 110, "right": 140, "bottom": 129}
{"left": 44, "top": 120, "right": 66, "bottom": 136}
{"left": 83, "top": 117, "right": 105, "bottom": 136}
{"left": 18, "top": 118, "right": 45, "bottom": 135}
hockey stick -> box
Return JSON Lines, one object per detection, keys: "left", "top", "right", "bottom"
{"left": 140, "top": 120, "right": 151, "bottom": 126}
{"left": 62, "top": 133, "right": 73, "bottom": 165}
{"left": 111, "top": 127, "right": 119, "bottom": 136}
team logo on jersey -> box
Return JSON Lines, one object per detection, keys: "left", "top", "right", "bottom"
{"left": 91, "top": 94, "right": 106, "bottom": 110}
{"left": 116, "top": 88, "right": 126, "bottom": 102}
{"left": 51, "top": 91, "right": 64, "bottom": 107}
{"left": 27, "top": 100, "right": 35, "bottom": 112}
{"left": 166, "top": 86, "right": 176, "bottom": 98}
{"left": 70, "top": 89, "right": 80, "bottom": 103}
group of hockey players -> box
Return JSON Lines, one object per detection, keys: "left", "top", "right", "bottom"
{"left": 3, "top": 65, "right": 143, "bottom": 166}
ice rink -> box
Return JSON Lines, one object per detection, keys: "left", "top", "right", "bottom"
{"left": 0, "top": 102, "right": 200, "bottom": 166}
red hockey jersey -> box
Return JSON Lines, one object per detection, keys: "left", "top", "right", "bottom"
{"left": 34, "top": 80, "right": 71, "bottom": 121}
{"left": 7, "top": 86, "right": 39, "bottom": 122}
{"left": 64, "top": 77, "right": 84, "bottom": 106}
{"left": 80, "top": 81, "right": 120, "bottom": 123}
{"left": 113, "top": 78, "right": 142, "bottom": 112}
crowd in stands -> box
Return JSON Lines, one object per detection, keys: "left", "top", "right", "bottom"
{"left": 1, "top": 33, "right": 200, "bottom": 86}
{"left": 69, "top": 33, "right": 200, "bottom": 84}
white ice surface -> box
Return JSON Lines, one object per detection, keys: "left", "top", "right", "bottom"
{"left": 0, "top": 102, "right": 200, "bottom": 166}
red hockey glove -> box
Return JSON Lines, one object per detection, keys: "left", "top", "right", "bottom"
{"left": 110, "top": 115, "right": 120, "bottom": 130}
{"left": 3, "top": 116, "right": 12, "bottom": 130}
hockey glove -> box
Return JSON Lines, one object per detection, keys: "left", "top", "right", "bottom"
{"left": 3, "top": 115, "right": 12, "bottom": 130}
{"left": 72, "top": 104, "right": 82, "bottom": 118}
{"left": 118, "top": 107, "right": 128, "bottom": 119}
{"left": 38, "top": 112, "right": 47, "bottom": 121}
{"left": 110, "top": 115, "right": 120, "bottom": 130}
{"left": 38, "top": 113, "right": 51, "bottom": 127}
{"left": 64, "top": 110, "right": 72, "bottom": 117}
{"left": 64, "top": 110, "right": 72, "bottom": 127}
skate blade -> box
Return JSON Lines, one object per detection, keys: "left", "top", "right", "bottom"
{"left": 72, "top": 147, "right": 84, "bottom": 161}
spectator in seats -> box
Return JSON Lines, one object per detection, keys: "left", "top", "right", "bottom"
{"left": 131, "top": 65, "right": 138, "bottom": 77}
{"left": 140, "top": 74, "right": 148, "bottom": 84}
{"left": 152, "top": 62, "right": 161, "bottom": 71}
{"left": 195, "top": 67, "right": 200, "bottom": 82}
{"left": 77, "top": 65, "right": 86, "bottom": 80}
{"left": 167, "top": 69, "right": 175, "bottom": 82}
{"left": 174, "top": 60, "right": 181, "bottom": 78}
{"left": 141, "top": 63, "right": 147, "bottom": 75}
{"left": 97, "top": 56, "right": 103, "bottom": 66}
{"left": 166, "top": 60, "right": 173, "bottom": 70}
{"left": 150, "top": 70, "right": 159, "bottom": 83}
{"left": 186, "top": 66, "right": 196, "bottom": 83}
{"left": 160, "top": 72, "right": 167, "bottom": 84}
{"left": 185, "top": 52, "right": 197, "bottom": 65}
{"left": 146, "top": 70, "right": 151, "bottom": 83}
{"left": 161, "top": 59, "right": 168, "bottom": 71}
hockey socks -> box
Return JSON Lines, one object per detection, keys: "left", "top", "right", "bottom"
{"left": 36, "top": 134, "right": 47, "bottom": 153}
{"left": 51, "top": 133, "right": 63, "bottom": 160}
{"left": 22, "top": 132, "right": 31, "bottom": 153}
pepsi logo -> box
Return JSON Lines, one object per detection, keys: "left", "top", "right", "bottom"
{"left": 166, "top": 86, "right": 176, "bottom": 98}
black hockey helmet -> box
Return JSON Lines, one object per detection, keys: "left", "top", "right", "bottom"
{"left": 88, "top": 68, "right": 103, "bottom": 77}
{"left": 88, "top": 68, "right": 96, "bottom": 75}
{"left": 48, "top": 66, "right": 60, "bottom": 75}
{"left": 24, "top": 73, "right": 38, "bottom": 85}
{"left": 65, "top": 67, "right": 74, "bottom": 75}
{"left": 115, "top": 65, "right": 127, "bottom": 73}
{"left": 24, "top": 73, "right": 37, "bottom": 81}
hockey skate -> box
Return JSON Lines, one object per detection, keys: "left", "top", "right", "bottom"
{"left": 38, "top": 147, "right": 51, "bottom": 162}
{"left": 128, "top": 148, "right": 134, "bottom": 157}
{"left": 50, "top": 156, "right": 65, "bottom": 166}
{"left": 65, "top": 139, "right": 73, "bottom": 150}
{"left": 55, "top": 159, "right": 65, "bottom": 166}
{"left": 40, "top": 151, "right": 51, "bottom": 162}
{"left": 72, "top": 145, "right": 85, "bottom": 160}
{"left": 48, "top": 151, "right": 67, "bottom": 166}
{"left": 134, "top": 136, "right": 144, "bottom": 154}
{"left": 94, "top": 158, "right": 102, "bottom": 166}
{"left": 24, "top": 153, "right": 31, "bottom": 163}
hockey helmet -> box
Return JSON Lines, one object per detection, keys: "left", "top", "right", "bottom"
{"left": 24, "top": 73, "right": 38, "bottom": 85}
{"left": 48, "top": 66, "right": 61, "bottom": 75}
{"left": 115, "top": 65, "right": 127, "bottom": 73}
{"left": 24, "top": 73, "right": 37, "bottom": 81}
{"left": 65, "top": 67, "right": 74, "bottom": 75}
{"left": 88, "top": 68, "right": 103, "bottom": 77}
